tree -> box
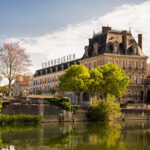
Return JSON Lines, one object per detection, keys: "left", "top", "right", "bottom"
{"left": 88, "top": 68, "right": 103, "bottom": 96}
{"left": 0, "top": 42, "right": 31, "bottom": 99}
{"left": 59, "top": 65, "right": 90, "bottom": 104}
{"left": 89, "top": 63, "right": 130, "bottom": 98}
{"left": 0, "top": 85, "right": 13, "bottom": 99}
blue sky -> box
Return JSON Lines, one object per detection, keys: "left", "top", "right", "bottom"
{"left": 0, "top": 0, "right": 146, "bottom": 37}
{"left": 0, "top": 0, "right": 150, "bottom": 85}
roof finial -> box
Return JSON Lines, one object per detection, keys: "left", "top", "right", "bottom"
{"left": 129, "top": 27, "right": 131, "bottom": 33}
{"left": 93, "top": 30, "right": 95, "bottom": 35}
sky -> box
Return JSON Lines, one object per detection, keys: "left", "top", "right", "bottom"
{"left": 0, "top": 0, "right": 150, "bottom": 85}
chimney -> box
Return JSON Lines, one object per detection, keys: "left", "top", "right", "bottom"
{"left": 122, "top": 31, "right": 127, "bottom": 53}
{"left": 138, "top": 34, "right": 142, "bottom": 49}
{"left": 102, "top": 26, "right": 111, "bottom": 34}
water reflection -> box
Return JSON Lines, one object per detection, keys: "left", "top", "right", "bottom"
{"left": 0, "top": 121, "right": 150, "bottom": 150}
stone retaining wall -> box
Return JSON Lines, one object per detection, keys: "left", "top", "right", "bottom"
{"left": 2, "top": 99, "right": 150, "bottom": 122}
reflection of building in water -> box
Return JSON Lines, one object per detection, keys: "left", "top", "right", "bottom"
{"left": 30, "top": 26, "right": 149, "bottom": 104}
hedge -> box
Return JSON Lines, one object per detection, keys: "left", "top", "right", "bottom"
{"left": 0, "top": 114, "right": 42, "bottom": 125}
{"left": 45, "top": 97, "right": 79, "bottom": 114}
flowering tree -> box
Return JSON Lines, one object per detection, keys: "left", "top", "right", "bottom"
{"left": 0, "top": 42, "right": 31, "bottom": 99}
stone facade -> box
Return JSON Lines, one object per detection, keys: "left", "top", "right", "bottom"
{"left": 147, "top": 63, "right": 150, "bottom": 77}
{"left": 31, "top": 26, "right": 149, "bottom": 104}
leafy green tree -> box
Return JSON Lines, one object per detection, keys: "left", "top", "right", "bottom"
{"left": 88, "top": 68, "right": 103, "bottom": 96}
{"left": 89, "top": 63, "right": 130, "bottom": 98}
{"left": 59, "top": 65, "right": 90, "bottom": 104}
{"left": 87, "top": 94, "right": 121, "bottom": 121}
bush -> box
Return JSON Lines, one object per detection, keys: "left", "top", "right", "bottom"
{"left": 87, "top": 95, "right": 121, "bottom": 121}
{"left": 45, "top": 97, "right": 80, "bottom": 113}
{"left": 0, "top": 114, "right": 42, "bottom": 125}
{"left": 36, "top": 90, "right": 42, "bottom": 95}
{"left": 71, "top": 105, "right": 80, "bottom": 114}
{"left": 45, "top": 97, "right": 71, "bottom": 111}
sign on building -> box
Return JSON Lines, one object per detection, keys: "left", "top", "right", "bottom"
{"left": 42, "top": 53, "right": 76, "bottom": 69}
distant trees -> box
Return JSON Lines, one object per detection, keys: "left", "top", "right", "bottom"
{"left": 0, "top": 42, "right": 31, "bottom": 99}
{"left": 0, "top": 85, "right": 13, "bottom": 99}
{"left": 59, "top": 65, "right": 90, "bottom": 104}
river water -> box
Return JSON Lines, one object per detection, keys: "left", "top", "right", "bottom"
{"left": 0, "top": 121, "right": 150, "bottom": 150}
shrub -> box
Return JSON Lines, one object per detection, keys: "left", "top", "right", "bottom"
{"left": 45, "top": 97, "right": 80, "bottom": 113}
{"left": 71, "top": 105, "right": 80, "bottom": 114}
{"left": 46, "top": 97, "right": 71, "bottom": 111}
{"left": 36, "top": 90, "right": 42, "bottom": 95}
{"left": 0, "top": 114, "right": 42, "bottom": 125}
{"left": 87, "top": 94, "right": 121, "bottom": 121}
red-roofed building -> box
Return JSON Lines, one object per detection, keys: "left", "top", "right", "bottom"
{"left": 13, "top": 75, "right": 30, "bottom": 98}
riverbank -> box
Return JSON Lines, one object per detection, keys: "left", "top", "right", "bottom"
{"left": 2, "top": 98, "right": 150, "bottom": 122}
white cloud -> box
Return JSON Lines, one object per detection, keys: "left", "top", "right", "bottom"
{"left": 0, "top": 1, "right": 148, "bottom": 80}
{"left": 7, "top": 1, "right": 150, "bottom": 66}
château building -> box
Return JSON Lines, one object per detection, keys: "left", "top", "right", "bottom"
{"left": 30, "top": 26, "right": 149, "bottom": 104}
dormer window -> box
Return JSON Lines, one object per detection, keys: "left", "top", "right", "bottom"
{"left": 114, "top": 46, "right": 117, "bottom": 53}
{"left": 93, "top": 42, "right": 99, "bottom": 55}
{"left": 134, "top": 47, "right": 138, "bottom": 55}
{"left": 113, "top": 41, "right": 119, "bottom": 54}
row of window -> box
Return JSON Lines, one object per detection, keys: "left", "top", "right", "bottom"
{"left": 85, "top": 60, "right": 145, "bottom": 70}
{"left": 128, "top": 74, "right": 144, "bottom": 84}
{"left": 126, "top": 90, "right": 144, "bottom": 101}
{"left": 34, "top": 75, "right": 60, "bottom": 85}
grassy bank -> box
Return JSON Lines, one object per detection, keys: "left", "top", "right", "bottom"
{"left": 0, "top": 114, "right": 42, "bottom": 125}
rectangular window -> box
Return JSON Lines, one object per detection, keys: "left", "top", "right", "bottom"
{"left": 128, "top": 75, "right": 131, "bottom": 83}
{"left": 93, "top": 62, "right": 96, "bottom": 68}
{"left": 121, "top": 60, "right": 125, "bottom": 69}
{"left": 115, "top": 60, "right": 118, "bottom": 64}
{"left": 134, "top": 91, "right": 138, "bottom": 100}
{"left": 128, "top": 61, "right": 131, "bottom": 70}
{"left": 128, "top": 90, "right": 131, "bottom": 98}
{"left": 141, "top": 62, "right": 144, "bottom": 70}
{"left": 100, "top": 60, "right": 103, "bottom": 66}
{"left": 141, "top": 75, "right": 144, "bottom": 84}
{"left": 134, "top": 75, "right": 138, "bottom": 84}
{"left": 134, "top": 61, "right": 138, "bottom": 70}
{"left": 108, "top": 59, "right": 112, "bottom": 63}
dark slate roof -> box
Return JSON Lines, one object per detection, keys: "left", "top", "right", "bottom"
{"left": 34, "top": 58, "right": 81, "bottom": 77}
{"left": 83, "top": 28, "right": 146, "bottom": 58}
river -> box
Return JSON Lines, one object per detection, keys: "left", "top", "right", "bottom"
{"left": 0, "top": 121, "right": 150, "bottom": 150}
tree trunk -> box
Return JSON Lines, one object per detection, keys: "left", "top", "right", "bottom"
{"left": 8, "top": 80, "right": 11, "bottom": 100}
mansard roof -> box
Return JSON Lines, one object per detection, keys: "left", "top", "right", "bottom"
{"left": 34, "top": 59, "right": 80, "bottom": 77}
{"left": 83, "top": 26, "right": 146, "bottom": 59}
